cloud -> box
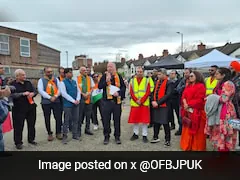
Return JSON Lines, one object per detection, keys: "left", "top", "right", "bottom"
{"left": 0, "top": 21, "right": 240, "bottom": 67}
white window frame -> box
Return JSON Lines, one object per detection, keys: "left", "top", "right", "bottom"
{"left": 20, "top": 38, "right": 30, "bottom": 57}
{"left": 4, "top": 67, "right": 11, "bottom": 75}
{"left": 0, "top": 34, "right": 10, "bottom": 55}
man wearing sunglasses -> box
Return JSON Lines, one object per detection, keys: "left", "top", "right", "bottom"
{"left": 205, "top": 65, "right": 218, "bottom": 96}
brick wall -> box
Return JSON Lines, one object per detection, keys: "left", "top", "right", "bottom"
{"left": 0, "top": 26, "right": 38, "bottom": 66}
{"left": 38, "top": 43, "right": 60, "bottom": 68}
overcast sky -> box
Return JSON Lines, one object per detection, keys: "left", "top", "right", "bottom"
{"left": 1, "top": 0, "right": 240, "bottom": 67}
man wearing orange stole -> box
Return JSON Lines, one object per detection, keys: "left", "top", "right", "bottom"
{"left": 98, "top": 62, "right": 126, "bottom": 145}
{"left": 38, "top": 67, "right": 63, "bottom": 141}
{"left": 128, "top": 66, "right": 154, "bottom": 143}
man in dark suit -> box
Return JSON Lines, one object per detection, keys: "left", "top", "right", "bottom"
{"left": 98, "top": 62, "right": 126, "bottom": 145}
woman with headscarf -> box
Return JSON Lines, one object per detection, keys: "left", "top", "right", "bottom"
{"left": 205, "top": 67, "right": 238, "bottom": 151}
{"left": 180, "top": 71, "right": 206, "bottom": 151}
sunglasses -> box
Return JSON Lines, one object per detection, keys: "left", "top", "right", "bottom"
{"left": 209, "top": 69, "right": 215, "bottom": 72}
{"left": 93, "top": 76, "right": 98, "bottom": 78}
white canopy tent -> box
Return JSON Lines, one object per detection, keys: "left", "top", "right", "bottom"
{"left": 184, "top": 49, "right": 240, "bottom": 68}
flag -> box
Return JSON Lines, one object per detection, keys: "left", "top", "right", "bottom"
{"left": 91, "top": 89, "right": 103, "bottom": 104}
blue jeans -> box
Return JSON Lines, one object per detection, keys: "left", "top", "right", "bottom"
{"left": 0, "top": 124, "right": 4, "bottom": 151}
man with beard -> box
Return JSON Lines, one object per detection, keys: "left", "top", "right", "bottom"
{"left": 128, "top": 66, "right": 154, "bottom": 143}
{"left": 205, "top": 65, "right": 218, "bottom": 96}
{"left": 38, "top": 67, "right": 63, "bottom": 141}
{"left": 230, "top": 61, "right": 240, "bottom": 150}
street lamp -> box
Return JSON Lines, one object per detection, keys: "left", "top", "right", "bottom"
{"left": 66, "top": 51, "right": 68, "bottom": 68}
{"left": 176, "top": 32, "right": 183, "bottom": 52}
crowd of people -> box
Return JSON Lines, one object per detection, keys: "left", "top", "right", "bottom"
{"left": 0, "top": 61, "right": 240, "bottom": 151}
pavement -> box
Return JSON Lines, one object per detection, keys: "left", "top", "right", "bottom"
{"left": 2, "top": 95, "right": 224, "bottom": 151}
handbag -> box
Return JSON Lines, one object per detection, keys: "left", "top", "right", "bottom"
{"left": 182, "top": 111, "right": 192, "bottom": 128}
{"left": 228, "top": 119, "right": 240, "bottom": 131}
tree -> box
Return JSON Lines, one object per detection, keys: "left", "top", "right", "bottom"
{"left": 175, "top": 42, "right": 198, "bottom": 53}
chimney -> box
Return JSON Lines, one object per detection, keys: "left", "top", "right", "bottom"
{"left": 121, "top": 57, "right": 126, "bottom": 63}
{"left": 197, "top": 42, "right": 206, "bottom": 51}
{"left": 138, "top": 54, "right": 144, "bottom": 60}
{"left": 162, "top": 49, "right": 169, "bottom": 57}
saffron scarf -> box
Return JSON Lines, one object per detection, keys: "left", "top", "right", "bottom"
{"left": 46, "top": 78, "right": 59, "bottom": 97}
{"left": 77, "top": 75, "right": 91, "bottom": 104}
{"left": 153, "top": 78, "right": 168, "bottom": 107}
{"left": 107, "top": 73, "right": 120, "bottom": 102}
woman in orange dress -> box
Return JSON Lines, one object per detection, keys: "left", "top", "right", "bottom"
{"left": 180, "top": 71, "right": 207, "bottom": 151}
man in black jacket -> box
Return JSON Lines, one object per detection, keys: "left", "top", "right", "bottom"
{"left": 168, "top": 70, "right": 181, "bottom": 131}
{"left": 11, "top": 69, "right": 38, "bottom": 149}
{"left": 98, "top": 62, "right": 126, "bottom": 145}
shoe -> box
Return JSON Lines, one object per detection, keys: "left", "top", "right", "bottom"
{"left": 148, "top": 124, "right": 153, "bottom": 128}
{"left": 143, "top": 136, "right": 149, "bottom": 143}
{"left": 48, "top": 135, "right": 54, "bottom": 141}
{"left": 62, "top": 135, "right": 68, "bottom": 144}
{"left": 115, "top": 137, "right": 121, "bottom": 145}
{"left": 85, "top": 130, "right": 94, "bottom": 135}
{"left": 130, "top": 133, "right": 139, "bottom": 141}
{"left": 16, "top": 144, "right": 23, "bottom": 150}
{"left": 175, "top": 131, "right": 181, "bottom": 136}
{"left": 151, "top": 137, "right": 160, "bottom": 143}
{"left": 103, "top": 136, "right": 109, "bottom": 145}
{"left": 164, "top": 141, "right": 171, "bottom": 147}
{"left": 170, "top": 126, "right": 175, "bottom": 130}
{"left": 72, "top": 136, "right": 80, "bottom": 140}
{"left": 28, "top": 141, "right": 37, "bottom": 145}
{"left": 56, "top": 134, "right": 63, "bottom": 140}
{"left": 93, "top": 124, "right": 99, "bottom": 131}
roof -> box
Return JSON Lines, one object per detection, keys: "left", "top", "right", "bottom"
{"left": 145, "top": 55, "right": 184, "bottom": 69}
{"left": 0, "top": 25, "right": 37, "bottom": 35}
{"left": 38, "top": 43, "right": 61, "bottom": 53}
{"left": 179, "top": 42, "right": 240, "bottom": 60}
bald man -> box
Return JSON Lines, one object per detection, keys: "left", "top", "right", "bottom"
{"left": 11, "top": 69, "right": 38, "bottom": 149}
{"left": 98, "top": 62, "right": 126, "bottom": 145}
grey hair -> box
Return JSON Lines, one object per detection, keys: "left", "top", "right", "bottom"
{"left": 14, "top": 69, "right": 25, "bottom": 77}
{"left": 79, "top": 66, "right": 86, "bottom": 72}
{"left": 158, "top": 68, "right": 167, "bottom": 75}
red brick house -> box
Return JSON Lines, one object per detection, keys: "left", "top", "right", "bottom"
{"left": 0, "top": 25, "right": 61, "bottom": 86}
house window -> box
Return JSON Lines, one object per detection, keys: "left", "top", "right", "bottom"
{"left": 0, "top": 34, "right": 9, "bottom": 55}
{"left": 20, "top": 38, "right": 30, "bottom": 57}
{"left": 4, "top": 67, "right": 11, "bottom": 75}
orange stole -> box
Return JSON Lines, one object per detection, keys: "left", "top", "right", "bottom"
{"left": 77, "top": 75, "right": 91, "bottom": 104}
{"left": 107, "top": 73, "right": 121, "bottom": 104}
{"left": 46, "top": 79, "right": 59, "bottom": 97}
{"left": 153, "top": 78, "right": 168, "bottom": 107}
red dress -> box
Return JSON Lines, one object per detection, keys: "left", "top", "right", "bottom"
{"left": 180, "top": 83, "right": 207, "bottom": 151}
{"left": 128, "top": 77, "right": 151, "bottom": 124}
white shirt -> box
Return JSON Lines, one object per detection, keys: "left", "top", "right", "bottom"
{"left": 37, "top": 77, "right": 61, "bottom": 99}
{"left": 59, "top": 80, "right": 81, "bottom": 103}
